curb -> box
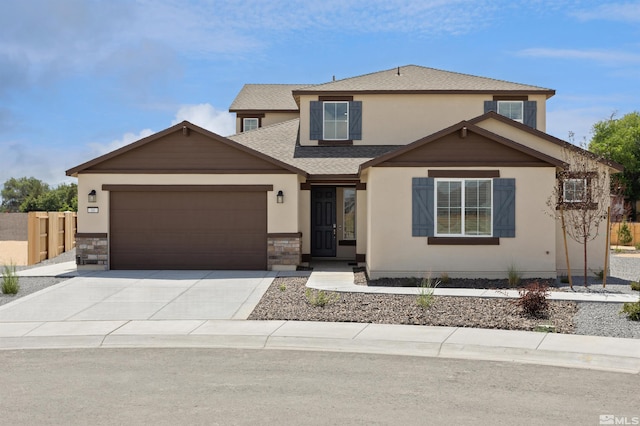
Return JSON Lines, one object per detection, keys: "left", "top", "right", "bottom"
{"left": 0, "top": 320, "right": 638, "bottom": 375}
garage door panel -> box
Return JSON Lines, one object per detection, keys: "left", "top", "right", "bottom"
{"left": 110, "top": 191, "right": 267, "bottom": 270}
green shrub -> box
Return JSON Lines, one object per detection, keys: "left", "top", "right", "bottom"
{"left": 417, "top": 276, "right": 439, "bottom": 309}
{"left": 559, "top": 275, "right": 570, "bottom": 284}
{"left": 516, "top": 282, "right": 549, "bottom": 318}
{"left": 507, "top": 264, "right": 521, "bottom": 287}
{"left": 439, "top": 272, "right": 451, "bottom": 284}
{"left": 621, "top": 301, "right": 640, "bottom": 321}
{"left": 305, "top": 288, "right": 337, "bottom": 307}
{"left": 630, "top": 282, "right": 640, "bottom": 292}
{"left": 1, "top": 264, "right": 20, "bottom": 295}
{"left": 593, "top": 269, "right": 604, "bottom": 280}
{"left": 635, "top": 242, "right": 640, "bottom": 251}
{"left": 618, "top": 220, "right": 633, "bottom": 246}
{"left": 278, "top": 283, "right": 287, "bottom": 292}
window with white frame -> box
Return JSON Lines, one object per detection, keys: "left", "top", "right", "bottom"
{"left": 323, "top": 102, "right": 349, "bottom": 140}
{"left": 343, "top": 188, "right": 356, "bottom": 239}
{"left": 243, "top": 117, "right": 259, "bottom": 132}
{"left": 497, "top": 101, "right": 523, "bottom": 123}
{"left": 436, "top": 179, "right": 492, "bottom": 236}
{"left": 563, "top": 178, "right": 587, "bottom": 203}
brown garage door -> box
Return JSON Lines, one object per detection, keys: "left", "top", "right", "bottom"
{"left": 109, "top": 189, "right": 267, "bottom": 270}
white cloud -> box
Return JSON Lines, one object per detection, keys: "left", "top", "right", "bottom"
{"left": 85, "top": 129, "right": 154, "bottom": 159}
{"left": 0, "top": 140, "right": 75, "bottom": 187}
{"left": 572, "top": 2, "right": 640, "bottom": 22}
{"left": 171, "top": 104, "right": 236, "bottom": 136}
{"left": 517, "top": 48, "right": 640, "bottom": 64}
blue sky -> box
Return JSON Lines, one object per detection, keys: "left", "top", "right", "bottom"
{"left": 1, "top": 0, "right": 639, "bottom": 187}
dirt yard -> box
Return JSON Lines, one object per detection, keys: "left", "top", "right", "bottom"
{"left": 0, "top": 241, "right": 28, "bottom": 266}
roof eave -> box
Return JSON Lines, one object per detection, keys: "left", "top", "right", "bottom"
{"left": 293, "top": 89, "right": 556, "bottom": 97}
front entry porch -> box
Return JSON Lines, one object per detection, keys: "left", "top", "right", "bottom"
{"left": 303, "top": 184, "right": 363, "bottom": 264}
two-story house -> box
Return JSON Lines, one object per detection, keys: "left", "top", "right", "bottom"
{"left": 67, "top": 65, "right": 621, "bottom": 279}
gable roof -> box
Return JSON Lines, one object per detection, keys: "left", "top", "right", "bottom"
{"left": 66, "top": 121, "right": 307, "bottom": 177}
{"left": 228, "top": 119, "right": 399, "bottom": 176}
{"left": 293, "top": 65, "right": 555, "bottom": 97}
{"left": 360, "top": 118, "right": 568, "bottom": 172}
{"left": 229, "top": 84, "right": 309, "bottom": 112}
{"left": 468, "top": 112, "right": 624, "bottom": 172}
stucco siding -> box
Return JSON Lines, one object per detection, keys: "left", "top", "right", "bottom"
{"left": 299, "top": 93, "right": 547, "bottom": 146}
{"left": 366, "top": 167, "right": 558, "bottom": 279}
{"left": 77, "top": 173, "right": 300, "bottom": 235}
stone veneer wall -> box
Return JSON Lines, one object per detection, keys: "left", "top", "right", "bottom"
{"left": 267, "top": 234, "right": 301, "bottom": 269}
{"left": 76, "top": 234, "right": 108, "bottom": 268}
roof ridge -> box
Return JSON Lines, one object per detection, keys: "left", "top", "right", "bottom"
{"left": 302, "top": 65, "right": 407, "bottom": 89}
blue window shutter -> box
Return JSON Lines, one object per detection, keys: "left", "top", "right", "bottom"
{"left": 349, "top": 101, "right": 362, "bottom": 140}
{"left": 524, "top": 101, "right": 537, "bottom": 129}
{"left": 484, "top": 100, "right": 498, "bottom": 114}
{"left": 493, "top": 178, "right": 516, "bottom": 238}
{"left": 310, "top": 101, "right": 323, "bottom": 140}
{"left": 412, "top": 178, "right": 434, "bottom": 237}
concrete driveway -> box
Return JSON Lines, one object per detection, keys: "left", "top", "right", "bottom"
{"left": 0, "top": 269, "right": 275, "bottom": 322}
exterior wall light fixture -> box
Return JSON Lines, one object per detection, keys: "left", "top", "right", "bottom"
{"left": 276, "top": 190, "right": 284, "bottom": 204}
{"left": 88, "top": 190, "right": 97, "bottom": 203}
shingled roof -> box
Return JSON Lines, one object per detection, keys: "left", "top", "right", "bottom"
{"left": 229, "top": 84, "right": 308, "bottom": 112}
{"left": 228, "top": 119, "right": 400, "bottom": 175}
{"left": 293, "top": 65, "right": 555, "bottom": 97}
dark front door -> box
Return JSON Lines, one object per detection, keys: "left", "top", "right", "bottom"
{"left": 311, "top": 187, "right": 336, "bottom": 257}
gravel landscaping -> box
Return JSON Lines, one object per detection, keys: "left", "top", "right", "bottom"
{"left": 0, "top": 249, "right": 75, "bottom": 307}
{"left": 248, "top": 277, "right": 578, "bottom": 333}
{"left": 250, "top": 257, "right": 640, "bottom": 339}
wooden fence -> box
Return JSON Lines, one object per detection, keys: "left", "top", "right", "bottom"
{"left": 610, "top": 222, "right": 640, "bottom": 246}
{"left": 27, "top": 212, "right": 77, "bottom": 265}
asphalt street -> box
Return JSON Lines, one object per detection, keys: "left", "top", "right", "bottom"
{"left": 0, "top": 348, "right": 637, "bottom": 425}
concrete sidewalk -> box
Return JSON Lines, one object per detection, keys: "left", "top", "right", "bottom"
{"left": 0, "top": 319, "right": 638, "bottom": 374}
{"left": 306, "top": 270, "right": 640, "bottom": 303}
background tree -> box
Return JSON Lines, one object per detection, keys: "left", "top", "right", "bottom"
{"left": 0, "top": 177, "right": 49, "bottom": 212}
{"left": 547, "top": 141, "right": 610, "bottom": 287}
{"left": 1, "top": 178, "right": 77, "bottom": 212}
{"left": 589, "top": 111, "right": 640, "bottom": 218}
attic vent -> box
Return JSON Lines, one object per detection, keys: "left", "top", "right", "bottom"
{"left": 397, "top": 66, "right": 400, "bottom": 76}
{"left": 332, "top": 75, "right": 336, "bottom": 81}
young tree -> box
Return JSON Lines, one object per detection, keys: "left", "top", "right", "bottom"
{"left": 547, "top": 138, "right": 610, "bottom": 287}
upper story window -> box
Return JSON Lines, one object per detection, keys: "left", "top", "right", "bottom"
{"left": 309, "top": 99, "right": 362, "bottom": 143}
{"left": 323, "top": 102, "right": 349, "bottom": 140}
{"left": 497, "top": 101, "right": 523, "bottom": 123}
{"left": 242, "top": 117, "right": 259, "bottom": 132}
{"left": 484, "top": 99, "right": 536, "bottom": 129}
